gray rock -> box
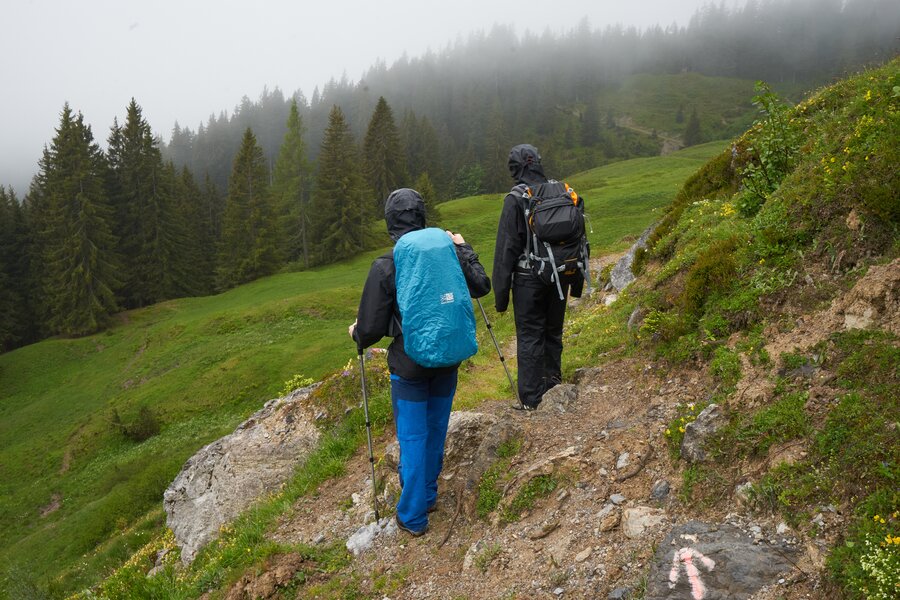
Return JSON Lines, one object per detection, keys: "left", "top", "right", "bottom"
{"left": 574, "top": 367, "right": 603, "bottom": 384}
{"left": 608, "top": 226, "right": 654, "bottom": 292}
{"left": 540, "top": 384, "right": 579, "bottom": 413}
{"left": 616, "top": 452, "right": 631, "bottom": 470}
{"left": 680, "top": 404, "right": 725, "bottom": 463}
{"left": 346, "top": 517, "right": 397, "bottom": 555}
{"left": 610, "top": 493, "right": 627, "bottom": 505}
{"left": 650, "top": 479, "right": 670, "bottom": 501}
{"left": 608, "top": 587, "right": 632, "bottom": 600}
{"left": 627, "top": 306, "right": 645, "bottom": 330}
{"left": 441, "top": 411, "right": 500, "bottom": 478}
{"left": 622, "top": 506, "right": 666, "bottom": 538}
{"left": 164, "top": 384, "right": 321, "bottom": 563}
{"left": 645, "top": 521, "right": 800, "bottom": 600}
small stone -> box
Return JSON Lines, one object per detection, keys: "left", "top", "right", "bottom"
{"left": 599, "top": 468, "right": 609, "bottom": 477}
{"left": 351, "top": 492, "right": 361, "bottom": 505}
{"left": 776, "top": 522, "right": 790, "bottom": 535}
{"left": 735, "top": 482, "right": 754, "bottom": 505}
{"left": 553, "top": 587, "right": 564, "bottom": 596}
{"left": 600, "top": 510, "right": 621, "bottom": 532}
{"left": 597, "top": 503, "right": 616, "bottom": 518}
{"left": 314, "top": 533, "right": 326, "bottom": 544}
{"left": 608, "top": 587, "right": 631, "bottom": 600}
{"left": 575, "top": 548, "right": 592, "bottom": 562}
{"left": 528, "top": 519, "right": 560, "bottom": 540}
{"left": 622, "top": 507, "right": 665, "bottom": 539}
{"left": 616, "top": 453, "right": 631, "bottom": 470}
{"left": 557, "top": 489, "right": 570, "bottom": 503}
{"left": 610, "top": 493, "right": 626, "bottom": 505}
{"left": 650, "top": 479, "right": 670, "bottom": 501}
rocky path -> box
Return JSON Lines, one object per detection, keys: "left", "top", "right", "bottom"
{"left": 253, "top": 353, "right": 819, "bottom": 600}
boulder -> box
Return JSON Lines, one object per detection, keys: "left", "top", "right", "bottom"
{"left": 164, "top": 384, "right": 321, "bottom": 563}
{"left": 681, "top": 404, "right": 725, "bottom": 463}
{"left": 645, "top": 521, "right": 799, "bottom": 600}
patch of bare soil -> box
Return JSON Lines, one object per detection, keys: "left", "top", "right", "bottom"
{"left": 39, "top": 493, "right": 62, "bottom": 517}
{"left": 222, "top": 553, "right": 308, "bottom": 600}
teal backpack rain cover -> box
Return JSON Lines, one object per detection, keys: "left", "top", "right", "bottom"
{"left": 394, "top": 228, "right": 478, "bottom": 368}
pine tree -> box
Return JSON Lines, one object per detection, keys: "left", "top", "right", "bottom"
{"left": 37, "top": 105, "right": 120, "bottom": 336}
{"left": 174, "top": 166, "right": 215, "bottom": 294}
{"left": 309, "top": 106, "right": 367, "bottom": 264}
{"left": 413, "top": 172, "right": 436, "bottom": 205}
{"left": 401, "top": 111, "right": 443, "bottom": 198}
{"left": 480, "top": 100, "right": 510, "bottom": 194}
{"left": 217, "top": 128, "right": 281, "bottom": 288}
{"left": 0, "top": 187, "right": 25, "bottom": 350}
{"left": 363, "top": 97, "right": 408, "bottom": 212}
{"left": 581, "top": 100, "right": 600, "bottom": 146}
{"left": 107, "top": 99, "right": 181, "bottom": 307}
{"left": 683, "top": 107, "right": 703, "bottom": 147}
{"left": 272, "top": 99, "right": 312, "bottom": 267}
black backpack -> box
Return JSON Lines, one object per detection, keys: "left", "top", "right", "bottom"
{"left": 513, "top": 180, "right": 591, "bottom": 300}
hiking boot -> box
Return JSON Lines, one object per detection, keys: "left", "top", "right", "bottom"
{"left": 395, "top": 516, "right": 428, "bottom": 537}
{"left": 511, "top": 402, "right": 538, "bottom": 412}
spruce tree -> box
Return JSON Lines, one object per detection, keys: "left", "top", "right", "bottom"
{"left": 107, "top": 99, "right": 181, "bottom": 307}
{"left": 480, "top": 100, "right": 509, "bottom": 194}
{"left": 363, "top": 97, "right": 408, "bottom": 212}
{"left": 0, "top": 188, "right": 24, "bottom": 350}
{"left": 309, "top": 106, "right": 367, "bottom": 264}
{"left": 272, "top": 99, "right": 312, "bottom": 267}
{"left": 218, "top": 128, "right": 281, "bottom": 288}
{"left": 683, "top": 107, "right": 703, "bottom": 147}
{"left": 37, "top": 105, "right": 120, "bottom": 336}
{"left": 401, "top": 111, "right": 443, "bottom": 197}
{"left": 175, "top": 166, "right": 215, "bottom": 294}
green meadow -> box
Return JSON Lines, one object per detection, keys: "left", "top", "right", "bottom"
{"left": 0, "top": 141, "right": 723, "bottom": 594}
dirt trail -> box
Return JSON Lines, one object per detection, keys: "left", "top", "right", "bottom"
{"left": 239, "top": 254, "right": 900, "bottom": 599}
{"left": 615, "top": 116, "right": 683, "bottom": 155}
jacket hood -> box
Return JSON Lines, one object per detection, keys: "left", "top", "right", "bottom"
{"left": 508, "top": 143, "right": 547, "bottom": 185}
{"left": 385, "top": 188, "right": 426, "bottom": 241}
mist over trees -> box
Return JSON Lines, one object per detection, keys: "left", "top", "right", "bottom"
{"left": 160, "top": 0, "right": 899, "bottom": 196}
{"left": 0, "top": 0, "right": 898, "bottom": 352}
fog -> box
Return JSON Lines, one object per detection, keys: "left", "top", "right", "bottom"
{"left": 0, "top": 0, "right": 728, "bottom": 196}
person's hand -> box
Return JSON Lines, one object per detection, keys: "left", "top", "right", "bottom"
{"left": 446, "top": 230, "right": 465, "bottom": 245}
{"left": 348, "top": 319, "right": 357, "bottom": 340}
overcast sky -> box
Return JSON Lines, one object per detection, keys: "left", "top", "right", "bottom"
{"left": 1, "top": 0, "right": 726, "bottom": 195}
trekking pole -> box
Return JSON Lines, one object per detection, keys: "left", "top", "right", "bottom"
{"left": 474, "top": 298, "right": 522, "bottom": 408}
{"left": 357, "top": 347, "right": 380, "bottom": 521}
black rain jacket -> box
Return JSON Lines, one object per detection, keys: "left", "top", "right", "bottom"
{"left": 353, "top": 188, "right": 491, "bottom": 379}
{"left": 492, "top": 145, "right": 584, "bottom": 312}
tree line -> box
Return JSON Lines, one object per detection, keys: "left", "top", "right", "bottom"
{"left": 0, "top": 96, "right": 415, "bottom": 351}
{"left": 2, "top": 0, "right": 897, "bottom": 352}
{"left": 161, "top": 0, "right": 899, "bottom": 197}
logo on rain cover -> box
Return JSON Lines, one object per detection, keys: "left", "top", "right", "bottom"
{"left": 440, "top": 292, "right": 455, "bottom": 304}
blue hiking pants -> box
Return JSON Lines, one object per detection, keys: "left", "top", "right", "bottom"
{"left": 390, "top": 371, "right": 457, "bottom": 533}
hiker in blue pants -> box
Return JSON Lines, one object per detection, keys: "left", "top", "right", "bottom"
{"left": 350, "top": 188, "right": 490, "bottom": 536}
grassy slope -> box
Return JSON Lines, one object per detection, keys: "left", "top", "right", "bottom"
{"left": 0, "top": 141, "right": 723, "bottom": 594}
{"left": 569, "top": 59, "right": 899, "bottom": 599}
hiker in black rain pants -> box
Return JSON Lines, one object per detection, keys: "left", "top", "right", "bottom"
{"left": 350, "top": 188, "right": 490, "bottom": 536}
{"left": 493, "top": 144, "right": 586, "bottom": 410}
